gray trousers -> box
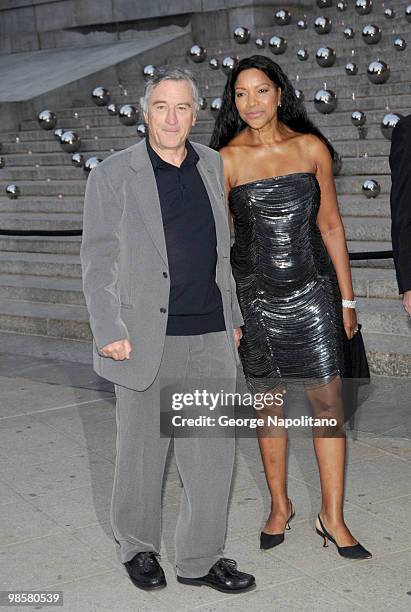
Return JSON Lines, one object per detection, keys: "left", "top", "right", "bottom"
{"left": 110, "top": 331, "right": 237, "bottom": 578}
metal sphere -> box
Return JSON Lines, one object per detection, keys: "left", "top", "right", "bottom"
{"left": 6, "top": 184, "right": 20, "bottom": 199}
{"left": 60, "top": 131, "right": 81, "bottom": 153}
{"left": 119, "top": 104, "right": 138, "bottom": 126}
{"left": 317, "top": 0, "right": 333, "bottom": 7}
{"left": 314, "top": 16, "right": 332, "bottom": 34}
{"left": 297, "top": 19, "right": 307, "bottom": 29}
{"left": 345, "top": 61, "right": 358, "bottom": 75}
{"left": 54, "top": 128, "right": 64, "bottom": 140}
{"left": 337, "top": 1, "right": 347, "bottom": 10}
{"left": 315, "top": 46, "right": 336, "bottom": 67}
{"left": 188, "top": 44, "right": 207, "bottom": 63}
{"left": 136, "top": 124, "right": 147, "bottom": 137}
{"left": 406, "top": 5, "right": 411, "bottom": 22}
{"left": 367, "top": 60, "right": 390, "bottom": 84}
{"left": 233, "top": 26, "right": 250, "bottom": 44}
{"left": 84, "top": 157, "right": 102, "bottom": 173}
{"left": 381, "top": 113, "right": 403, "bottom": 139}
{"left": 343, "top": 27, "right": 355, "bottom": 39}
{"left": 91, "top": 86, "right": 110, "bottom": 106}
{"left": 362, "top": 24, "right": 382, "bottom": 45}
{"left": 351, "top": 110, "right": 367, "bottom": 127}
{"left": 255, "top": 37, "right": 266, "bottom": 48}
{"left": 269, "top": 35, "right": 287, "bottom": 54}
{"left": 198, "top": 96, "right": 207, "bottom": 110}
{"left": 0, "top": 156, "right": 5, "bottom": 168}
{"left": 394, "top": 37, "right": 407, "bottom": 50}
{"left": 209, "top": 57, "right": 220, "bottom": 70}
{"left": 71, "top": 153, "right": 84, "bottom": 167}
{"left": 355, "top": 0, "right": 373, "bottom": 15}
{"left": 107, "top": 103, "right": 119, "bottom": 115}
{"left": 37, "top": 110, "right": 57, "bottom": 131}
{"left": 362, "top": 179, "right": 380, "bottom": 198}
{"left": 297, "top": 48, "right": 309, "bottom": 61}
{"left": 143, "top": 64, "right": 156, "bottom": 80}
{"left": 314, "top": 89, "right": 338, "bottom": 114}
{"left": 210, "top": 98, "right": 223, "bottom": 113}
{"left": 221, "top": 56, "right": 236, "bottom": 74}
{"left": 384, "top": 7, "right": 395, "bottom": 18}
{"left": 295, "top": 89, "right": 305, "bottom": 102}
{"left": 274, "top": 9, "right": 291, "bottom": 25}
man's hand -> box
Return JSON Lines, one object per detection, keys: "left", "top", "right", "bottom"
{"left": 100, "top": 338, "right": 132, "bottom": 360}
{"left": 403, "top": 290, "right": 411, "bottom": 316}
{"left": 234, "top": 327, "right": 243, "bottom": 348}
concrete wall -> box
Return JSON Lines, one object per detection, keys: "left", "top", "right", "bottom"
{"left": 0, "top": 0, "right": 308, "bottom": 54}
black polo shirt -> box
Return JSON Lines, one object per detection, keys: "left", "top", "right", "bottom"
{"left": 146, "top": 137, "right": 225, "bottom": 335}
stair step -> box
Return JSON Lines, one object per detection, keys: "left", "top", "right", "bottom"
{"left": 357, "top": 297, "right": 410, "bottom": 336}
{"left": 0, "top": 273, "right": 84, "bottom": 304}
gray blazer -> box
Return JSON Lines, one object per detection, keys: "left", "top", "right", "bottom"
{"left": 80, "top": 138, "right": 244, "bottom": 391}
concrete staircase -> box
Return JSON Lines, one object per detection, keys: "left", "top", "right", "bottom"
{"left": 0, "top": 0, "right": 410, "bottom": 375}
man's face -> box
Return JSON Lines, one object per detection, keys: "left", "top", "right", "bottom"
{"left": 144, "top": 79, "right": 196, "bottom": 151}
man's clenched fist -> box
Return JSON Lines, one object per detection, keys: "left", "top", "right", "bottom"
{"left": 100, "top": 338, "right": 132, "bottom": 360}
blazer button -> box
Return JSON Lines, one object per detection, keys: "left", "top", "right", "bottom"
{"left": 163, "top": 271, "right": 168, "bottom": 278}
{"left": 160, "top": 307, "right": 167, "bottom": 313}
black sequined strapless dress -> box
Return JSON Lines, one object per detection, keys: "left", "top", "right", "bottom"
{"left": 229, "top": 172, "right": 344, "bottom": 390}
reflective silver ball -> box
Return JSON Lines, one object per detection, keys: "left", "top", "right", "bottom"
{"left": 351, "top": 110, "right": 367, "bottom": 126}
{"left": 345, "top": 61, "right": 358, "bottom": 75}
{"left": 362, "top": 179, "right": 380, "bottom": 198}
{"left": 367, "top": 60, "right": 390, "bottom": 84}
{"left": 84, "top": 157, "right": 102, "bottom": 173}
{"left": 210, "top": 98, "right": 223, "bottom": 113}
{"left": 355, "top": 0, "right": 373, "bottom": 15}
{"left": 91, "top": 86, "right": 110, "bottom": 106}
{"left": 188, "top": 45, "right": 207, "bottom": 63}
{"left": 143, "top": 65, "right": 156, "bottom": 80}
{"left": 60, "top": 131, "right": 81, "bottom": 153}
{"left": 314, "top": 89, "right": 338, "bottom": 113}
{"left": 274, "top": 9, "right": 291, "bottom": 25}
{"left": 37, "top": 110, "right": 57, "bottom": 130}
{"left": 343, "top": 27, "right": 355, "bottom": 39}
{"left": 107, "top": 103, "right": 119, "bottom": 115}
{"left": 233, "top": 26, "right": 250, "bottom": 44}
{"left": 209, "top": 58, "right": 220, "bottom": 70}
{"left": 406, "top": 5, "right": 411, "bottom": 22}
{"left": 394, "top": 37, "right": 407, "bottom": 50}
{"left": 6, "top": 184, "right": 20, "bottom": 199}
{"left": 269, "top": 35, "right": 287, "bottom": 54}
{"left": 295, "top": 89, "right": 305, "bottom": 101}
{"left": 119, "top": 105, "right": 138, "bottom": 126}
{"left": 315, "top": 46, "right": 336, "bottom": 67}
{"left": 136, "top": 124, "right": 147, "bottom": 137}
{"left": 362, "top": 24, "right": 382, "bottom": 44}
{"left": 198, "top": 96, "right": 207, "bottom": 110}
{"left": 337, "top": 1, "right": 347, "bottom": 10}
{"left": 221, "top": 56, "right": 236, "bottom": 74}
{"left": 255, "top": 37, "right": 266, "bottom": 48}
{"left": 317, "top": 0, "right": 333, "bottom": 7}
{"left": 314, "top": 16, "right": 332, "bottom": 34}
{"left": 297, "top": 48, "right": 309, "bottom": 60}
{"left": 0, "top": 156, "right": 5, "bottom": 168}
{"left": 71, "top": 153, "right": 84, "bottom": 167}
{"left": 384, "top": 7, "right": 395, "bottom": 18}
{"left": 54, "top": 128, "right": 64, "bottom": 140}
{"left": 381, "top": 113, "right": 403, "bottom": 139}
{"left": 297, "top": 19, "right": 307, "bottom": 29}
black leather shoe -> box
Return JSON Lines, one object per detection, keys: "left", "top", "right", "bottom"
{"left": 124, "top": 551, "right": 166, "bottom": 590}
{"left": 177, "top": 557, "right": 255, "bottom": 593}
{"left": 260, "top": 499, "right": 295, "bottom": 550}
{"left": 316, "top": 514, "right": 372, "bottom": 560}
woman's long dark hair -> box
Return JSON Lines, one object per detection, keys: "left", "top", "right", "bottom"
{"left": 209, "top": 54, "right": 336, "bottom": 161}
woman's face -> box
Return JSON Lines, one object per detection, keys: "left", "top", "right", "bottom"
{"left": 234, "top": 68, "right": 281, "bottom": 129}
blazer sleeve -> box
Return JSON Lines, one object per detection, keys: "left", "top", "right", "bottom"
{"left": 80, "top": 165, "right": 130, "bottom": 350}
{"left": 217, "top": 154, "right": 244, "bottom": 328}
{"left": 389, "top": 118, "right": 411, "bottom": 294}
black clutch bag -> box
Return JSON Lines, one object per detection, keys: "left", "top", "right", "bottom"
{"left": 342, "top": 323, "right": 371, "bottom": 435}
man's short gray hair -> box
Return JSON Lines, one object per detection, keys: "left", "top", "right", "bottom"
{"left": 139, "top": 66, "right": 200, "bottom": 115}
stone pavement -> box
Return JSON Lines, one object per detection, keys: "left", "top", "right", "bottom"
{"left": 0, "top": 332, "right": 410, "bottom": 612}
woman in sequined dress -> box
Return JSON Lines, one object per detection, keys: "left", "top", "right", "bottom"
{"left": 210, "top": 56, "right": 371, "bottom": 559}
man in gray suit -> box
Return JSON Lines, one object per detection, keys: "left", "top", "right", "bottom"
{"left": 80, "top": 67, "right": 255, "bottom": 594}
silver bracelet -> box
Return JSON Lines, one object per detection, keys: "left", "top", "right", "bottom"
{"left": 342, "top": 299, "right": 356, "bottom": 309}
